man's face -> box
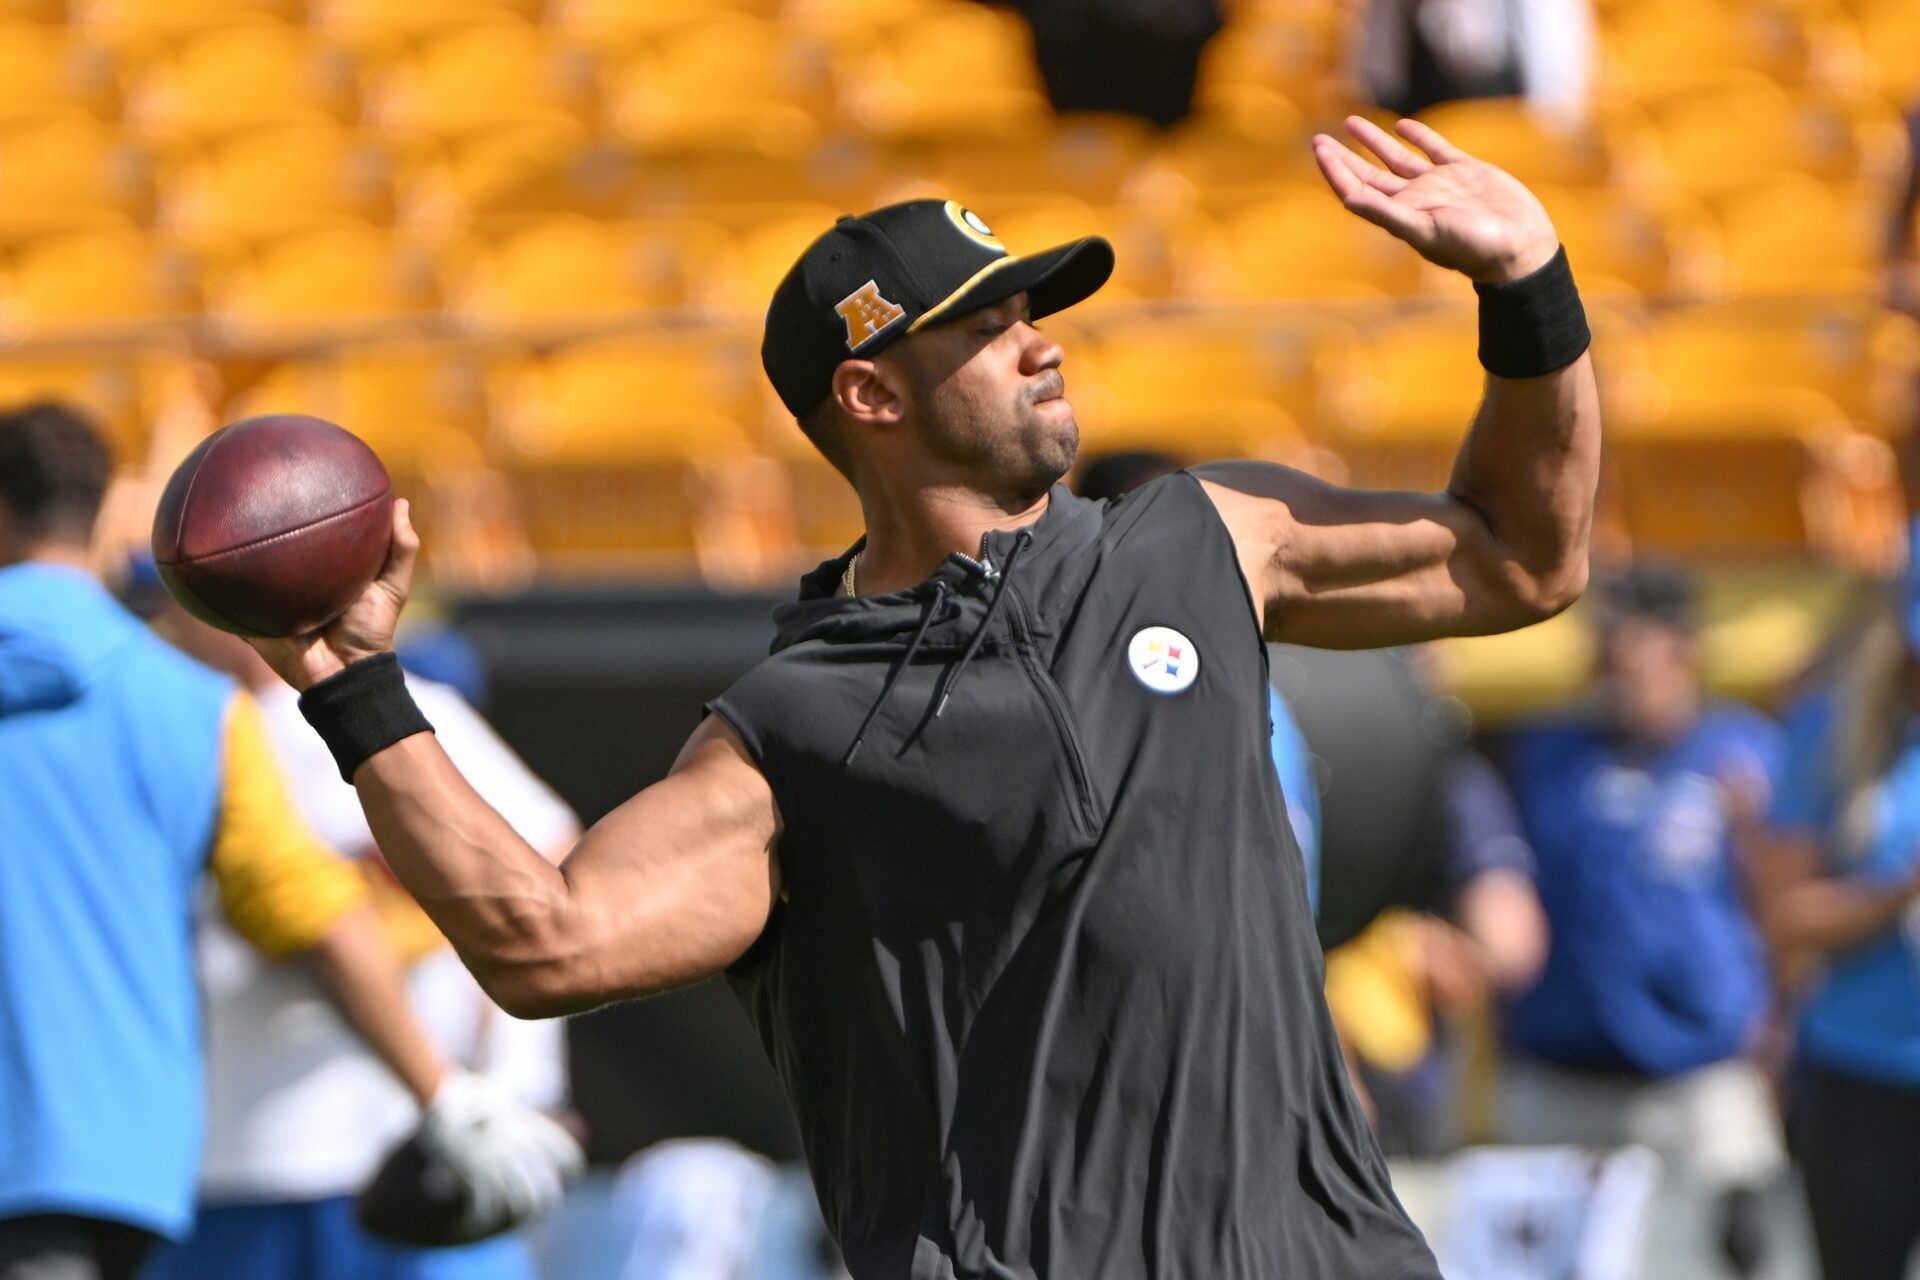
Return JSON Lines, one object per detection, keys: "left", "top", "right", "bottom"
{"left": 1596, "top": 616, "right": 1700, "bottom": 743}
{"left": 881, "top": 292, "right": 1078, "bottom": 499}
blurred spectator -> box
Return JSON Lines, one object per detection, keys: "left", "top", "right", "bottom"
{"left": 1497, "top": 561, "right": 1785, "bottom": 1275}
{"left": 1884, "top": 105, "right": 1920, "bottom": 324}
{"left": 1076, "top": 449, "right": 1322, "bottom": 901}
{"left": 1359, "top": 0, "right": 1596, "bottom": 127}
{"left": 1326, "top": 734, "right": 1547, "bottom": 1156}
{"left": 993, "top": 0, "right": 1224, "bottom": 126}
{"left": 1749, "top": 526, "right": 1920, "bottom": 1280}
{"left": 0, "top": 404, "right": 449, "bottom": 1280}
{"left": 141, "top": 600, "right": 582, "bottom": 1280}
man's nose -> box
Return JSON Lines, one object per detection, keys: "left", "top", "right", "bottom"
{"left": 1019, "top": 322, "right": 1064, "bottom": 373}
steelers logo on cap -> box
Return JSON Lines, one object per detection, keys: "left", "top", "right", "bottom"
{"left": 1127, "top": 625, "right": 1199, "bottom": 695}
{"left": 944, "top": 201, "right": 1004, "bottom": 252}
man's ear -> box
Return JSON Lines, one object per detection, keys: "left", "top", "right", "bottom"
{"left": 830, "top": 358, "right": 905, "bottom": 428}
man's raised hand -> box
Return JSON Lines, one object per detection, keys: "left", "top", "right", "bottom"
{"left": 1312, "top": 115, "right": 1559, "bottom": 286}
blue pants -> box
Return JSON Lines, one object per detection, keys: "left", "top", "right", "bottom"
{"left": 142, "top": 1197, "right": 536, "bottom": 1280}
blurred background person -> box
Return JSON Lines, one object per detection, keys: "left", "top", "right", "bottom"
{"left": 138, "top": 583, "right": 583, "bottom": 1280}
{"left": 1358, "top": 0, "right": 1597, "bottom": 127}
{"left": 0, "top": 403, "right": 528, "bottom": 1280}
{"left": 993, "top": 0, "right": 1224, "bottom": 126}
{"left": 1496, "top": 561, "right": 1786, "bottom": 1277}
{"left": 1750, "top": 525, "right": 1920, "bottom": 1280}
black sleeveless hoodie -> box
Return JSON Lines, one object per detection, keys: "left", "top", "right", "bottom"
{"left": 708, "top": 472, "right": 1439, "bottom": 1280}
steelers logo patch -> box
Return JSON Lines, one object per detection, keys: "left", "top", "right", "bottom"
{"left": 1127, "top": 626, "right": 1199, "bottom": 695}
{"left": 943, "top": 200, "right": 1004, "bottom": 252}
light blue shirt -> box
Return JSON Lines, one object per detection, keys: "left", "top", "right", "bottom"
{"left": 1269, "top": 687, "right": 1322, "bottom": 914}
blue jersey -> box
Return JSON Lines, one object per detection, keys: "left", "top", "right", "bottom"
{"left": 1268, "top": 686, "right": 1322, "bottom": 914}
{"left": 1503, "top": 706, "right": 1782, "bottom": 1076}
{"left": 1772, "top": 690, "right": 1920, "bottom": 1086}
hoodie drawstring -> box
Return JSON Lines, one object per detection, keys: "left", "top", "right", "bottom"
{"left": 936, "top": 529, "right": 1033, "bottom": 719}
{"left": 841, "top": 581, "right": 950, "bottom": 766}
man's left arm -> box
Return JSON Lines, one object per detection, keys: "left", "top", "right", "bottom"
{"left": 1198, "top": 116, "right": 1600, "bottom": 648}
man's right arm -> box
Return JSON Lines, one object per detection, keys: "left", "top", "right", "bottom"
{"left": 248, "top": 500, "right": 783, "bottom": 1021}
{"left": 350, "top": 714, "right": 781, "bottom": 1019}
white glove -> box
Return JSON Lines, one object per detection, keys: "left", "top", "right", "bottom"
{"left": 417, "top": 1070, "right": 586, "bottom": 1238}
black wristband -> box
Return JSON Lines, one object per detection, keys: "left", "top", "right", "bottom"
{"left": 298, "top": 651, "right": 433, "bottom": 782}
{"left": 1474, "top": 245, "right": 1591, "bottom": 379}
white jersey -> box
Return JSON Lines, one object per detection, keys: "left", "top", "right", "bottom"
{"left": 196, "top": 674, "right": 579, "bottom": 1204}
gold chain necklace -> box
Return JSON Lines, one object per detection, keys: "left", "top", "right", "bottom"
{"left": 839, "top": 551, "right": 860, "bottom": 598}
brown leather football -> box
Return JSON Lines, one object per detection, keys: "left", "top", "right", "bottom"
{"left": 151, "top": 414, "right": 393, "bottom": 638}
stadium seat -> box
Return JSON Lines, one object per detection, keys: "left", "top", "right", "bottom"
{"left": 725, "top": 206, "right": 852, "bottom": 312}
{"left": 552, "top": 0, "right": 782, "bottom": 55}
{"left": 125, "top": 24, "right": 353, "bottom": 148}
{"left": 1638, "top": 75, "right": 1907, "bottom": 197}
{"left": 1204, "top": 188, "right": 1424, "bottom": 300}
{"left": 1529, "top": 184, "right": 1685, "bottom": 298}
{"left": 398, "top": 122, "right": 640, "bottom": 235}
{"left": 1849, "top": 0, "right": 1920, "bottom": 106}
{"left": 0, "top": 351, "right": 182, "bottom": 460}
{"left": 1600, "top": 1, "right": 1814, "bottom": 100}
{"left": 447, "top": 216, "right": 742, "bottom": 330}
{"left": 75, "top": 0, "right": 302, "bottom": 63}
{"left": 2, "top": 225, "right": 196, "bottom": 335}
{"left": 496, "top": 332, "right": 763, "bottom": 558}
{"left": 0, "top": 116, "right": 151, "bottom": 242}
{"left": 1128, "top": 118, "right": 1322, "bottom": 220}
{"left": 1072, "top": 313, "right": 1348, "bottom": 459}
{"left": 887, "top": 114, "right": 1152, "bottom": 207}
{"left": 1191, "top": 3, "right": 1357, "bottom": 128}
{"left": 365, "top": 23, "right": 591, "bottom": 150}
{"left": 835, "top": 5, "right": 1050, "bottom": 142}
{"left": 0, "top": 0, "right": 67, "bottom": 20}
{"left": 0, "top": 21, "right": 114, "bottom": 124}
{"left": 163, "top": 123, "right": 392, "bottom": 252}
{"left": 314, "top": 0, "right": 543, "bottom": 57}
{"left": 1413, "top": 100, "right": 1610, "bottom": 187}
{"left": 1704, "top": 176, "right": 1880, "bottom": 298}
{"left": 606, "top": 15, "right": 830, "bottom": 159}
{"left": 1631, "top": 302, "right": 1885, "bottom": 436}
{"left": 1327, "top": 308, "right": 1484, "bottom": 491}
{"left": 209, "top": 223, "right": 440, "bottom": 339}
{"left": 786, "top": 0, "right": 948, "bottom": 50}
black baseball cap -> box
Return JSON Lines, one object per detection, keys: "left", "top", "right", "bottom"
{"left": 761, "top": 199, "right": 1114, "bottom": 416}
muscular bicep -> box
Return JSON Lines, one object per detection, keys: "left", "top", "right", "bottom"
{"left": 547, "top": 716, "right": 781, "bottom": 1007}
{"left": 1194, "top": 462, "right": 1557, "bottom": 649}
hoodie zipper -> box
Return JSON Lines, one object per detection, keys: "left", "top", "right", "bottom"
{"left": 1003, "top": 579, "right": 1102, "bottom": 839}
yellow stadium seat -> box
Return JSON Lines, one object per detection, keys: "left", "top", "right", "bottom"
{"left": 607, "top": 16, "right": 830, "bottom": 159}
{"left": 75, "top": 0, "right": 302, "bottom": 63}
{"left": 551, "top": 0, "right": 781, "bottom": 55}
{"left": 210, "top": 224, "right": 440, "bottom": 339}
{"left": 1601, "top": 2, "right": 1814, "bottom": 100}
{"left": 725, "top": 206, "right": 849, "bottom": 312}
{"left": 1193, "top": 4, "right": 1361, "bottom": 128}
{"left": 1128, "top": 118, "right": 1323, "bottom": 220}
{"left": 888, "top": 114, "right": 1152, "bottom": 207}
{"left": 1, "top": 226, "right": 196, "bottom": 335}
{"left": 226, "top": 338, "right": 497, "bottom": 474}
{"left": 786, "top": 0, "right": 948, "bottom": 50}
{"left": 1529, "top": 184, "right": 1684, "bottom": 298}
{"left": 0, "top": 21, "right": 114, "bottom": 124}
{"left": 1073, "top": 313, "right": 1349, "bottom": 459}
{"left": 836, "top": 5, "right": 1050, "bottom": 142}
{"left": 1203, "top": 188, "right": 1423, "bottom": 300}
{"left": 398, "top": 122, "right": 645, "bottom": 236}
{"left": 496, "top": 332, "right": 762, "bottom": 558}
{"left": 629, "top": 149, "right": 880, "bottom": 218}
{"left": 1638, "top": 76, "right": 1908, "bottom": 197}
{"left": 1629, "top": 302, "right": 1886, "bottom": 436}
{"left": 447, "top": 216, "right": 742, "bottom": 329}
{"left": 1703, "top": 176, "right": 1880, "bottom": 298}
{"left": 125, "top": 24, "right": 353, "bottom": 147}
{"left": 1414, "top": 100, "right": 1610, "bottom": 187}
{"left": 0, "top": 117, "right": 151, "bottom": 242}
{"left": 1845, "top": 0, "right": 1920, "bottom": 106}
{"left": 0, "top": 0, "right": 66, "bottom": 20}
{"left": 1323, "top": 308, "right": 1490, "bottom": 490}
{"left": 366, "top": 23, "right": 591, "bottom": 149}
{"left": 314, "top": 0, "right": 543, "bottom": 57}
{"left": 163, "top": 124, "right": 392, "bottom": 252}
{"left": 0, "top": 351, "right": 182, "bottom": 460}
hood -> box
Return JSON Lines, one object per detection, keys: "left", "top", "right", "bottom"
{"left": 769, "top": 483, "right": 1092, "bottom": 655}
{"left": 0, "top": 563, "right": 139, "bottom": 716}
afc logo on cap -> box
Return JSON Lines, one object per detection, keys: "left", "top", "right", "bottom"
{"left": 1127, "top": 626, "right": 1199, "bottom": 695}
{"left": 835, "top": 280, "right": 906, "bottom": 350}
